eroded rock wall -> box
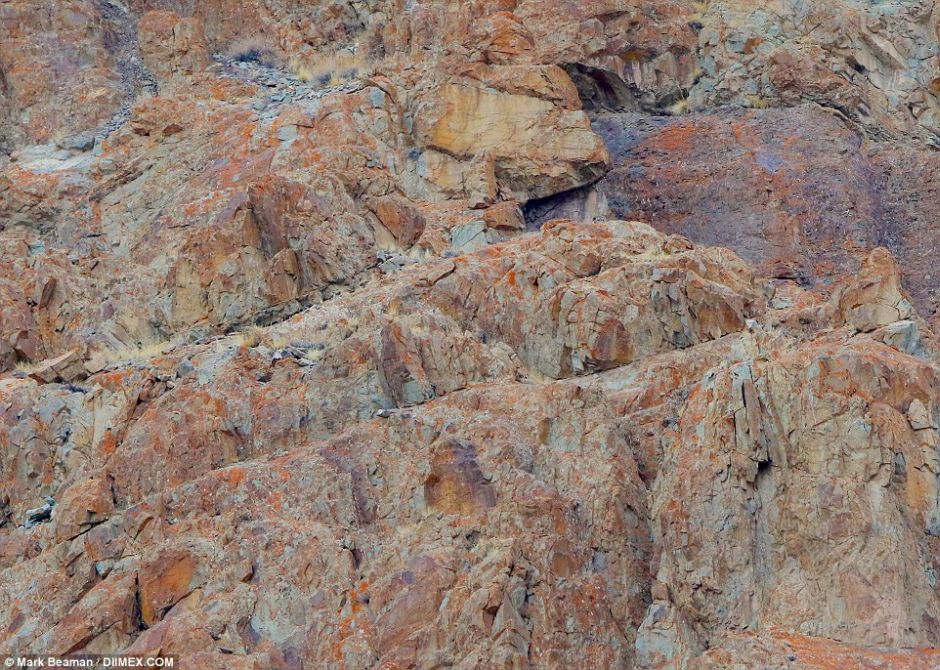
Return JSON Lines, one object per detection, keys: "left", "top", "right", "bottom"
{"left": 4, "top": 1, "right": 940, "bottom": 668}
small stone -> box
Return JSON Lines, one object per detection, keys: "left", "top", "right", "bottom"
{"left": 908, "top": 398, "right": 934, "bottom": 430}
{"left": 27, "top": 350, "right": 84, "bottom": 384}
{"left": 24, "top": 497, "right": 55, "bottom": 529}
{"left": 277, "top": 124, "right": 298, "bottom": 141}
{"left": 426, "top": 260, "right": 456, "bottom": 284}
{"left": 450, "top": 220, "right": 488, "bottom": 252}
{"left": 482, "top": 201, "right": 525, "bottom": 230}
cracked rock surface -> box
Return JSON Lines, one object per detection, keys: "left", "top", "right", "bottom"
{"left": 5, "top": 1, "right": 940, "bottom": 668}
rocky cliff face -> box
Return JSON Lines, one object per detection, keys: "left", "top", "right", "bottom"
{"left": 4, "top": 1, "right": 940, "bottom": 668}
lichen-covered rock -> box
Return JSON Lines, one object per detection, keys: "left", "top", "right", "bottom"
{"left": 416, "top": 83, "right": 610, "bottom": 200}
{"left": 138, "top": 11, "right": 210, "bottom": 83}
{"left": 0, "top": 0, "right": 124, "bottom": 148}
{"left": 5, "top": 1, "right": 940, "bottom": 667}
{"left": 3, "top": 218, "right": 940, "bottom": 667}
{"left": 838, "top": 247, "right": 914, "bottom": 332}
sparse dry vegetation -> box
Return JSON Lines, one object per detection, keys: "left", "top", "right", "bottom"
{"left": 745, "top": 95, "right": 771, "bottom": 109}
{"left": 690, "top": 1, "right": 711, "bottom": 27}
{"left": 226, "top": 35, "right": 279, "bottom": 67}
{"left": 10, "top": 337, "right": 181, "bottom": 379}
{"left": 237, "top": 325, "right": 264, "bottom": 348}
{"left": 104, "top": 339, "right": 180, "bottom": 364}
{"left": 235, "top": 325, "right": 290, "bottom": 350}
{"left": 82, "top": 338, "right": 182, "bottom": 372}
{"left": 669, "top": 98, "right": 690, "bottom": 115}
{"left": 13, "top": 359, "right": 46, "bottom": 376}
{"left": 289, "top": 51, "right": 372, "bottom": 87}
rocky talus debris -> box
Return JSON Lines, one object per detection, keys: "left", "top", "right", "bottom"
{"left": 4, "top": 1, "right": 940, "bottom": 668}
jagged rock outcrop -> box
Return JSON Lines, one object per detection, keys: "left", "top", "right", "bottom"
{"left": 543, "top": 103, "right": 940, "bottom": 329}
{"left": 5, "top": 1, "right": 940, "bottom": 668}
{"left": 4, "top": 220, "right": 940, "bottom": 668}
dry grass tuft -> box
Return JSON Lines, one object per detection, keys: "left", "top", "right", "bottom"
{"left": 103, "top": 339, "right": 180, "bottom": 366}
{"left": 13, "top": 359, "right": 46, "bottom": 375}
{"left": 83, "top": 338, "right": 182, "bottom": 372}
{"left": 690, "top": 1, "right": 711, "bottom": 25}
{"left": 237, "top": 325, "right": 265, "bottom": 349}
{"left": 12, "top": 337, "right": 181, "bottom": 378}
{"left": 226, "top": 35, "right": 280, "bottom": 67}
{"left": 744, "top": 95, "right": 771, "bottom": 109}
{"left": 235, "top": 326, "right": 291, "bottom": 350}
{"left": 668, "top": 98, "right": 690, "bottom": 115}
{"left": 289, "top": 51, "right": 372, "bottom": 87}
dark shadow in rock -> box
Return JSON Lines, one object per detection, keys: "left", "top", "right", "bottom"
{"left": 563, "top": 63, "right": 642, "bottom": 114}
{"left": 523, "top": 185, "right": 608, "bottom": 230}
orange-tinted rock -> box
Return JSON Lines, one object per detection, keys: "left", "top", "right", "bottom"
{"left": 838, "top": 247, "right": 913, "bottom": 332}
{"left": 42, "top": 573, "right": 140, "bottom": 654}
{"left": 53, "top": 475, "right": 113, "bottom": 542}
{"left": 5, "top": 1, "right": 940, "bottom": 667}
{"left": 416, "top": 83, "right": 610, "bottom": 200}
{"left": 139, "top": 548, "right": 201, "bottom": 626}
{"left": 576, "top": 106, "right": 940, "bottom": 322}
{"left": 138, "top": 11, "right": 210, "bottom": 82}
{"left": 482, "top": 201, "right": 525, "bottom": 230}
{"left": 424, "top": 439, "right": 496, "bottom": 515}
{"left": 25, "top": 350, "right": 83, "bottom": 384}
{"left": 0, "top": 0, "right": 123, "bottom": 147}
{"left": 367, "top": 195, "right": 427, "bottom": 248}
